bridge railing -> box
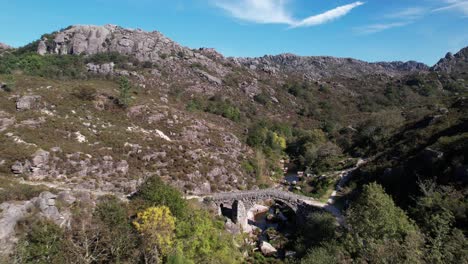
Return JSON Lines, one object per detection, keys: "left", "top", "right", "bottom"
{"left": 205, "top": 188, "right": 316, "bottom": 202}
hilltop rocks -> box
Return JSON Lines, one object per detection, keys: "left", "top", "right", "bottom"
{"left": 16, "top": 95, "right": 42, "bottom": 111}
{"left": 237, "top": 53, "right": 429, "bottom": 79}
{"left": 37, "top": 24, "right": 187, "bottom": 62}
{"left": 432, "top": 47, "right": 468, "bottom": 74}
{"left": 0, "top": 42, "right": 12, "bottom": 50}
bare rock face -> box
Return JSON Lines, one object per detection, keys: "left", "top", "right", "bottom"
{"left": 38, "top": 24, "right": 187, "bottom": 62}
{"left": 236, "top": 53, "right": 429, "bottom": 79}
{"left": 0, "top": 191, "right": 77, "bottom": 255}
{"left": 432, "top": 47, "right": 468, "bottom": 74}
{"left": 0, "top": 201, "right": 35, "bottom": 254}
{"left": 16, "top": 95, "right": 42, "bottom": 111}
{"left": 30, "top": 149, "right": 51, "bottom": 180}
{"left": 0, "top": 42, "right": 12, "bottom": 50}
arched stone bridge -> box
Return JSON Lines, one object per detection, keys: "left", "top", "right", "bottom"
{"left": 202, "top": 188, "right": 343, "bottom": 225}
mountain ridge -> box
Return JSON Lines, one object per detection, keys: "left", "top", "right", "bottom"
{"left": 22, "top": 24, "right": 449, "bottom": 78}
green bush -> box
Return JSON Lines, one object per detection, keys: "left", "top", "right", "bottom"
{"left": 253, "top": 93, "right": 269, "bottom": 105}
{"left": 132, "top": 176, "right": 188, "bottom": 219}
{"left": 72, "top": 85, "right": 97, "bottom": 101}
{"left": 205, "top": 96, "right": 241, "bottom": 122}
{"left": 15, "top": 220, "right": 65, "bottom": 264}
{"left": 117, "top": 76, "right": 132, "bottom": 108}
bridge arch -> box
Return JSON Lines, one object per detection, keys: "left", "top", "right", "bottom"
{"left": 204, "top": 188, "right": 332, "bottom": 228}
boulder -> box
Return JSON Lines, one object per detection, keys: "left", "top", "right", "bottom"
{"left": 30, "top": 149, "right": 51, "bottom": 180}
{"left": 0, "top": 112, "right": 15, "bottom": 132}
{"left": 0, "top": 201, "right": 35, "bottom": 254}
{"left": 16, "top": 95, "right": 41, "bottom": 111}
{"left": 86, "top": 62, "right": 115, "bottom": 74}
{"left": 37, "top": 40, "right": 47, "bottom": 55}
{"left": 260, "top": 241, "right": 277, "bottom": 256}
{"left": 194, "top": 69, "right": 222, "bottom": 85}
{"left": 11, "top": 160, "right": 31, "bottom": 175}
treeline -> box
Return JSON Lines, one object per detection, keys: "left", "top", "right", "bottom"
{"left": 0, "top": 50, "right": 146, "bottom": 79}
{"left": 294, "top": 182, "right": 467, "bottom": 264}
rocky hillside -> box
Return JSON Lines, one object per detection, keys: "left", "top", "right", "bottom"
{"left": 236, "top": 53, "right": 429, "bottom": 79}
{"left": 433, "top": 47, "right": 468, "bottom": 75}
{"left": 0, "top": 24, "right": 466, "bottom": 263}
{"left": 0, "top": 25, "right": 465, "bottom": 197}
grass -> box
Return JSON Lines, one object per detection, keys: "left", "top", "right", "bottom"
{"left": 0, "top": 175, "right": 53, "bottom": 203}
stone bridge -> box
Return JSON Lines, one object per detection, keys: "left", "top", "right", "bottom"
{"left": 202, "top": 188, "right": 343, "bottom": 227}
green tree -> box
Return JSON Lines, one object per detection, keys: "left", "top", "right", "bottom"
{"left": 92, "top": 196, "right": 138, "bottom": 263}
{"left": 14, "top": 220, "right": 65, "bottom": 264}
{"left": 176, "top": 208, "right": 242, "bottom": 264}
{"left": 133, "top": 206, "right": 176, "bottom": 263}
{"left": 345, "top": 183, "right": 424, "bottom": 263}
{"left": 411, "top": 182, "right": 468, "bottom": 263}
{"left": 295, "top": 212, "right": 337, "bottom": 255}
{"left": 347, "top": 183, "right": 417, "bottom": 241}
{"left": 118, "top": 76, "right": 132, "bottom": 108}
{"left": 133, "top": 176, "right": 188, "bottom": 219}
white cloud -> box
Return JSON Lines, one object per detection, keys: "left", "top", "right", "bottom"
{"left": 385, "top": 7, "right": 426, "bottom": 19}
{"left": 433, "top": 0, "right": 468, "bottom": 16}
{"left": 292, "top": 2, "right": 364, "bottom": 28}
{"left": 355, "top": 22, "right": 409, "bottom": 34}
{"left": 213, "top": 0, "right": 364, "bottom": 28}
{"left": 214, "top": 0, "right": 294, "bottom": 24}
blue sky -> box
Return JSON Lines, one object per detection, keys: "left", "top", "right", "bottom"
{"left": 0, "top": 0, "right": 467, "bottom": 65}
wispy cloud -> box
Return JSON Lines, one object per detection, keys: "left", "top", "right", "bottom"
{"left": 292, "top": 2, "right": 364, "bottom": 28}
{"left": 354, "top": 22, "right": 409, "bottom": 34}
{"left": 213, "top": 0, "right": 364, "bottom": 28}
{"left": 385, "top": 7, "right": 426, "bottom": 20}
{"left": 433, "top": 0, "right": 468, "bottom": 16}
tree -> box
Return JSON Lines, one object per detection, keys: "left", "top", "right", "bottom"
{"left": 133, "top": 206, "right": 176, "bottom": 263}
{"left": 118, "top": 76, "right": 132, "bottom": 107}
{"left": 345, "top": 183, "right": 424, "bottom": 263}
{"left": 295, "top": 212, "right": 337, "bottom": 255}
{"left": 347, "top": 183, "right": 417, "bottom": 241}
{"left": 175, "top": 208, "right": 242, "bottom": 264}
{"left": 133, "top": 176, "right": 188, "bottom": 219}
{"left": 14, "top": 220, "right": 65, "bottom": 264}
{"left": 92, "top": 196, "right": 138, "bottom": 263}
{"left": 410, "top": 182, "right": 468, "bottom": 263}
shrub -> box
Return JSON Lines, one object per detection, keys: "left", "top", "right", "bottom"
{"left": 72, "top": 85, "right": 97, "bottom": 101}
{"left": 133, "top": 206, "right": 176, "bottom": 262}
{"left": 253, "top": 93, "right": 269, "bottom": 105}
{"left": 14, "top": 220, "right": 65, "bottom": 263}
{"left": 117, "top": 76, "right": 132, "bottom": 108}
{"left": 132, "top": 176, "right": 188, "bottom": 219}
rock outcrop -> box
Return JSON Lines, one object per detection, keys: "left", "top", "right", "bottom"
{"left": 0, "top": 42, "right": 12, "bottom": 50}
{"left": 0, "top": 191, "right": 77, "bottom": 255}
{"left": 432, "top": 47, "right": 468, "bottom": 74}
{"left": 37, "top": 24, "right": 188, "bottom": 62}
{"left": 16, "top": 95, "right": 42, "bottom": 111}
{"left": 235, "top": 53, "right": 429, "bottom": 79}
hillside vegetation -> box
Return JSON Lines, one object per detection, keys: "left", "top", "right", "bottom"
{"left": 0, "top": 25, "right": 466, "bottom": 263}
